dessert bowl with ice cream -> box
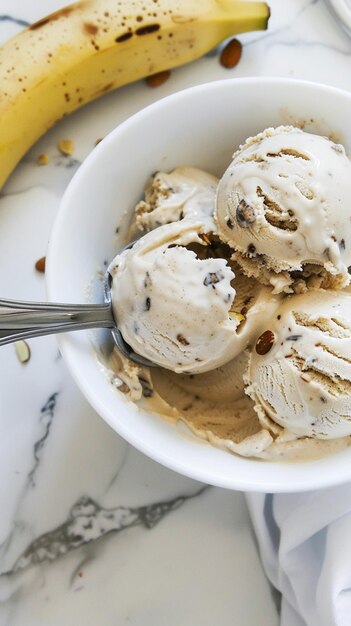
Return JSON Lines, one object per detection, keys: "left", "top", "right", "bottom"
{"left": 47, "top": 78, "right": 351, "bottom": 492}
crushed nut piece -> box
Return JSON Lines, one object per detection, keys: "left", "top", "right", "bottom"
{"left": 118, "top": 382, "right": 129, "bottom": 394}
{"left": 15, "top": 340, "right": 31, "bottom": 364}
{"left": 199, "top": 233, "right": 212, "bottom": 245}
{"left": 37, "top": 153, "right": 49, "bottom": 165}
{"left": 58, "top": 139, "right": 74, "bottom": 156}
{"left": 229, "top": 311, "right": 245, "bottom": 323}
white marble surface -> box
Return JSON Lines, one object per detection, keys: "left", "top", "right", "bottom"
{"left": 0, "top": 1, "right": 350, "bottom": 624}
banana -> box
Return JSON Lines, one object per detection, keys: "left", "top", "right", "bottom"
{"left": 0, "top": 0, "right": 269, "bottom": 188}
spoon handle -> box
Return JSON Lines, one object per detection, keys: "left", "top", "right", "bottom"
{"left": 0, "top": 298, "right": 114, "bottom": 346}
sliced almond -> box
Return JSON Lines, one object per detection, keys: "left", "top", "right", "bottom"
{"left": 15, "top": 340, "right": 31, "bottom": 364}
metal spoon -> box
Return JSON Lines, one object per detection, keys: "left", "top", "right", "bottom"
{"left": 0, "top": 242, "right": 155, "bottom": 368}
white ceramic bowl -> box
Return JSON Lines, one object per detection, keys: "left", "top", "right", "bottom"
{"left": 47, "top": 77, "right": 351, "bottom": 493}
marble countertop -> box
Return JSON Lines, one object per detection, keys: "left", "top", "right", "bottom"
{"left": 0, "top": 1, "right": 350, "bottom": 624}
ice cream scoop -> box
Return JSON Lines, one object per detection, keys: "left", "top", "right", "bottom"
{"left": 246, "top": 289, "right": 351, "bottom": 439}
{"left": 215, "top": 126, "right": 351, "bottom": 293}
{"left": 109, "top": 218, "right": 277, "bottom": 374}
{"left": 134, "top": 167, "right": 218, "bottom": 232}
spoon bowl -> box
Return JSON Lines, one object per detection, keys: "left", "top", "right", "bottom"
{"left": 0, "top": 240, "right": 155, "bottom": 367}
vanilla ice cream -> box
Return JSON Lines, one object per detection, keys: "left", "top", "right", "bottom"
{"left": 215, "top": 126, "right": 351, "bottom": 293}
{"left": 134, "top": 166, "right": 218, "bottom": 231}
{"left": 246, "top": 289, "right": 351, "bottom": 439}
{"left": 109, "top": 217, "right": 277, "bottom": 374}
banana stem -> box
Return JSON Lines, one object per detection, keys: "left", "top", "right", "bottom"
{"left": 217, "top": 0, "right": 270, "bottom": 29}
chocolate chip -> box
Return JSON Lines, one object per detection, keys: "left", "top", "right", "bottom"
{"left": 286, "top": 334, "right": 302, "bottom": 341}
{"left": 138, "top": 376, "right": 154, "bottom": 398}
{"left": 290, "top": 270, "right": 303, "bottom": 279}
{"left": 144, "top": 271, "right": 152, "bottom": 288}
{"left": 203, "top": 270, "right": 224, "bottom": 287}
{"left": 144, "top": 297, "right": 151, "bottom": 311}
{"left": 340, "top": 238, "right": 346, "bottom": 250}
{"left": 226, "top": 217, "right": 234, "bottom": 229}
{"left": 320, "top": 396, "right": 326, "bottom": 403}
{"left": 177, "top": 333, "right": 189, "bottom": 346}
{"left": 247, "top": 244, "right": 256, "bottom": 256}
{"left": 256, "top": 253, "right": 266, "bottom": 265}
{"left": 236, "top": 199, "right": 256, "bottom": 227}
{"left": 255, "top": 330, "right": 275, "bottom": 355}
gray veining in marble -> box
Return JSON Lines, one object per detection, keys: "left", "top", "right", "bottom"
{"left": 0, "top": 16, "right": 29, "bottom": 28}
{"left": 3, "top": 487, "right": 208, "bottom": 576}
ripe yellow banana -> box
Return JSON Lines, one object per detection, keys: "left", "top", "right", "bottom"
{"left": 0, "top": 0, "right": 269, "bottom": 188}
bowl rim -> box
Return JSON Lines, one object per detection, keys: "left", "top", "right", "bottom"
{"left": 47, "top": 76, "right": 351, "bottom": 492}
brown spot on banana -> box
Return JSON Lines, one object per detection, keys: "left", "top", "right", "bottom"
{"left": 171, "top": 15, "right": 197, "bottom": 24}
{"left": 115, "top": 32, "right": 133, "bottom": 43}
{"left": 83, "top": 23, "right": 99, "bottom": 35}
{"left": 29, "top": 6, "right": 77, "bottom": 30}
{"left": 93, "top": 82, "right": 114, "bottom": 96}
{"left": 135, "top": 24, "right": 160, "bottom": 35}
